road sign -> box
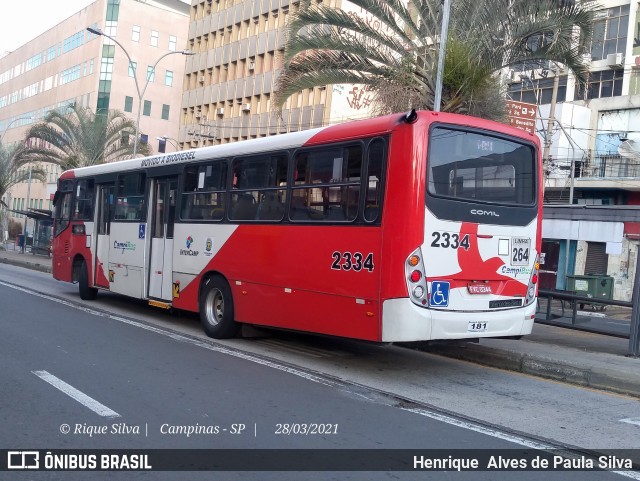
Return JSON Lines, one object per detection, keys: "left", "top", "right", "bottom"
{"left": 506, "top": 100, "right": 537, "bottom": 135}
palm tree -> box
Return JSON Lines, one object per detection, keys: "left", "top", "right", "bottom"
{"left": 275, "top": 0, "right": 597, "bottom": 120}
{"left": 21, "top": 103, "right": 151, "bottom": 170}
{"left": 0, "top": 142, "right": 46, "bottom": 240}
{"left": 0, "top": 143, "right": 46, "bottom": 206}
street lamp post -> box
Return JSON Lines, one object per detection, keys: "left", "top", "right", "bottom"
{"left": 1, "top": 116, "right": 33, "bottom": 143}
{"left": 21, "top": 165, "right": 32, "bottom": 253}
{"left": 86, "top": 27, "right": 193, "bottom": 156}
{"left": 156, "top": 136, "right": 179, "bottom": 152}
{"left": 1, "top": 116, "right": 33, "bottom": 249}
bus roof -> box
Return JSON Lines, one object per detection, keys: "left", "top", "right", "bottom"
{"left": 60, "top": 110, "right": 538, "bottom": 180}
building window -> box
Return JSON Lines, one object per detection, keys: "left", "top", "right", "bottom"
{"left": 151, "top": 30, "right": 159, "bottom": 47}
{"left": 106, "top": 0, "right": 120, "bottom": 21}
{"left": 99, "top": 57, "right": 113, "bottom": 82}
{"left": 128, "top": 61, "right": 137, "bottom": 77}
{"left": 147, "top": 66, "right": 155, "bottom": 82}
{"left": 508, "top": 75, "right": 567, "bottom": 105}
{"left": 132, "top": 25, "right": 140, "bottom": 42}
{"left": 161, "top": 104, "right": 170, "bottom": 120}
{"left": 143, "top": 100, "right": 151, "bottom": 116}
{"left": 576, "top": 69, "right": 624, "bottom": 100}
{"left": 169, "top": 35, "right": 177, "bottom": 51}
{"left": 165, "top": 70, "right": 173, "bottom": 86}
{"left": 124, "top": 96, "right": 133, "bottom": 113}
{"left": 591, "top": 5, "right": 629, "bottom": 61}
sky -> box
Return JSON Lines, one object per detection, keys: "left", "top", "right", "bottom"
{"left": 0, "top": 0, "right": 190, "bottom": 54}
{"left": 0, "top": 0, "right": 96, "bottom": 54}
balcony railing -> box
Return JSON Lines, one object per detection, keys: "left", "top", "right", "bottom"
{"left": 577, "top": 155, "right": 640, "bottom": 179}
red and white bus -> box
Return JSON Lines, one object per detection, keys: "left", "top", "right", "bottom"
{"left": 52, "top": 110, "right": 542, "bottom": 342}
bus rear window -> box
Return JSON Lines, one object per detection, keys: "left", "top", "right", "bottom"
{"left": 427, "top": 127, "right": 535, "bottom": 205}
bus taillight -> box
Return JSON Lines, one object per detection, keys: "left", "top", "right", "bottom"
{"left": 406, "top": 248, "right": 428, "bottom": 306}
{"left": 525, "top": 257, "right": 540, "bottom": 306}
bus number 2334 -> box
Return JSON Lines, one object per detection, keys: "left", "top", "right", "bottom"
{"left": 331, "top": 252, "right": 375, "bottom": 272}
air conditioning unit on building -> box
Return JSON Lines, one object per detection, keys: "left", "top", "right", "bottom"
{"left": 248, "top": 61, "right": 255, "bottom": 71}
{"left": 195, "top": 110, "right": 202, "bottom": 119}
{"left": 199, "top": 75, "right": 205, "bottom": 84}
{"left": 216, "top": 107, "right": 225, "bottom": 116}
{"left": 241, "top": 103, "right": 251, "bottom": 112}
{"left": 607, "top": 52, "right": 623, "bottom": 68}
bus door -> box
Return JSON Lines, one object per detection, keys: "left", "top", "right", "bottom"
{"left": 148, "top": 177, "right": 177, "bottom": 300}
{"left": 95, "top": 183, "right": 114, "bottom": 288}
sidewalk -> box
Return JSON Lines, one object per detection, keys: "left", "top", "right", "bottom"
{"left": 0, "top": 242, "right": 52, "bottom": 273}
{"left": 1, "top": 243, "right": 639, "bottom": 397}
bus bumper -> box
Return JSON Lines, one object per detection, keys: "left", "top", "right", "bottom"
{"left": 381, "top": 298, "right": 536, "bottom": 342}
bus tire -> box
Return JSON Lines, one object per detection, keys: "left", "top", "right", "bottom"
{"left": 79, "top": 260, "right": 98, "bottom": 300}
{"left": 199, "top": 275, "right": 238, "bottom": 339}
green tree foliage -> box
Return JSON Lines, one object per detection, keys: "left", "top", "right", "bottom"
{"left": 275, "top": 0, "right": 597, "bottom": 120}
{"left": 21, "top": 103, "right": 151, "bottom": 170}
{"left": 0, "top": 142, "right": 45, "bottom": 208}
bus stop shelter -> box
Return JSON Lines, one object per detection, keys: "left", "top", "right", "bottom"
{"left": 11, "top": 208, "right": 53, "bottom": 255}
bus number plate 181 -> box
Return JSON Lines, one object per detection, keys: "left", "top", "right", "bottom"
{"left": 468, "top": 321, "right": 487, "bottom": 333}
{"left": 511, "top": 237, "right": 531, "bottom": 266}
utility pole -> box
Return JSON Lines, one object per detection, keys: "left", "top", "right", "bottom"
{"left": 433, "top": 0, "right": 452, "bottom": 112}
{"left": 542, "top": 72, "right": 560, "bottom": 173}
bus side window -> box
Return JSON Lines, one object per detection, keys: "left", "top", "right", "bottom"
{"left": 115, "top": 173, "right": 146, "bottom": 221}
{"left": 74, "top": 179, "right": 95, "bottom": 220}
{"left": 364, "top": 138, "right": 385, "bottom": 222}
{"left": 53, "top": 181, "right": 73, "bottom": 236}
{"left": 181, "top": 161, "right": 226, "bottom": 221}
{"left": 230, "top": 154, "right": 287, "bottom": 222}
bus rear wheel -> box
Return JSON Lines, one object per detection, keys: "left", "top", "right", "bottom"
{"left": 78, "top": 260, "right": 98, "bottom": 300}
{"left": 199, "top": 275, "right": 238, "bottom": 339}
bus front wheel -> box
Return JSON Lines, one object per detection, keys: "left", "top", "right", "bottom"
{"left": 78, "top": 260, "right": 98, "bottom": 300}
{"left": 199, "top": 275, "right": 238, "bottom": 339}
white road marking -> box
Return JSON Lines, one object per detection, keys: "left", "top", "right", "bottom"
{"left": 406, "top": 408, "right": 640, "bottom": 479}
{"left": 620, "top": 418, "right": 640, "bottom": 427}
{"left": 0, "top": 282, "right": 339, "bottom": 389}
{"left": 32, "top": 370, "right": 120, "bottom": 418}
{"left": 6, "top": 281, "right": 640, "bottom": 479}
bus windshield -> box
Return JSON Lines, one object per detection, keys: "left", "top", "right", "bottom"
{"left": 427, "top": 126, "right": 536, "bottom": 206}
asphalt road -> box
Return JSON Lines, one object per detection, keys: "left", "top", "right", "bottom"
{"left": 0, "top": 264, "right": 638, "bottom": 480}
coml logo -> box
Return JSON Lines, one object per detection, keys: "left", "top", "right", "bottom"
{"left": 7, "top": 451, "right": 39, "bottom": 469}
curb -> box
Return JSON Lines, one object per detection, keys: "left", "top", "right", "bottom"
{"left": 3, "top": 253, "right": 639, "bottom": 398}
{"left": 422, "top": 343, "right": 640, "bottom": 398}
{"left": 0, "top": 257, "right": 52, "bottom": 274}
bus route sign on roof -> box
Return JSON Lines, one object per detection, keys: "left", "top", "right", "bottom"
{"left": 506, "top": 100, "right": 537, "bottom": 135}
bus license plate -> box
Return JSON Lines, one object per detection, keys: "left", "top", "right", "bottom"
{"left": 468, "top": 321, "right": 487, "bottom": 333}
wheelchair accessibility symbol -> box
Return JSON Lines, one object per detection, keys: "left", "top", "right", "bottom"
{"left": 430, "top": 281, "right": 450, "bottom": 307}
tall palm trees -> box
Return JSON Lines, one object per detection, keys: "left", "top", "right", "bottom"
{"left": 21, "top": 103, "right": 151, "bottom": 170}
{"left": 0, "top": 142, "right": 45, "bottom": 240}
{"left": 275, "top": 0, "right": 597, "bottom": 120}
{"left": 0, "top": 143, "right": 45, "bottom": 207}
